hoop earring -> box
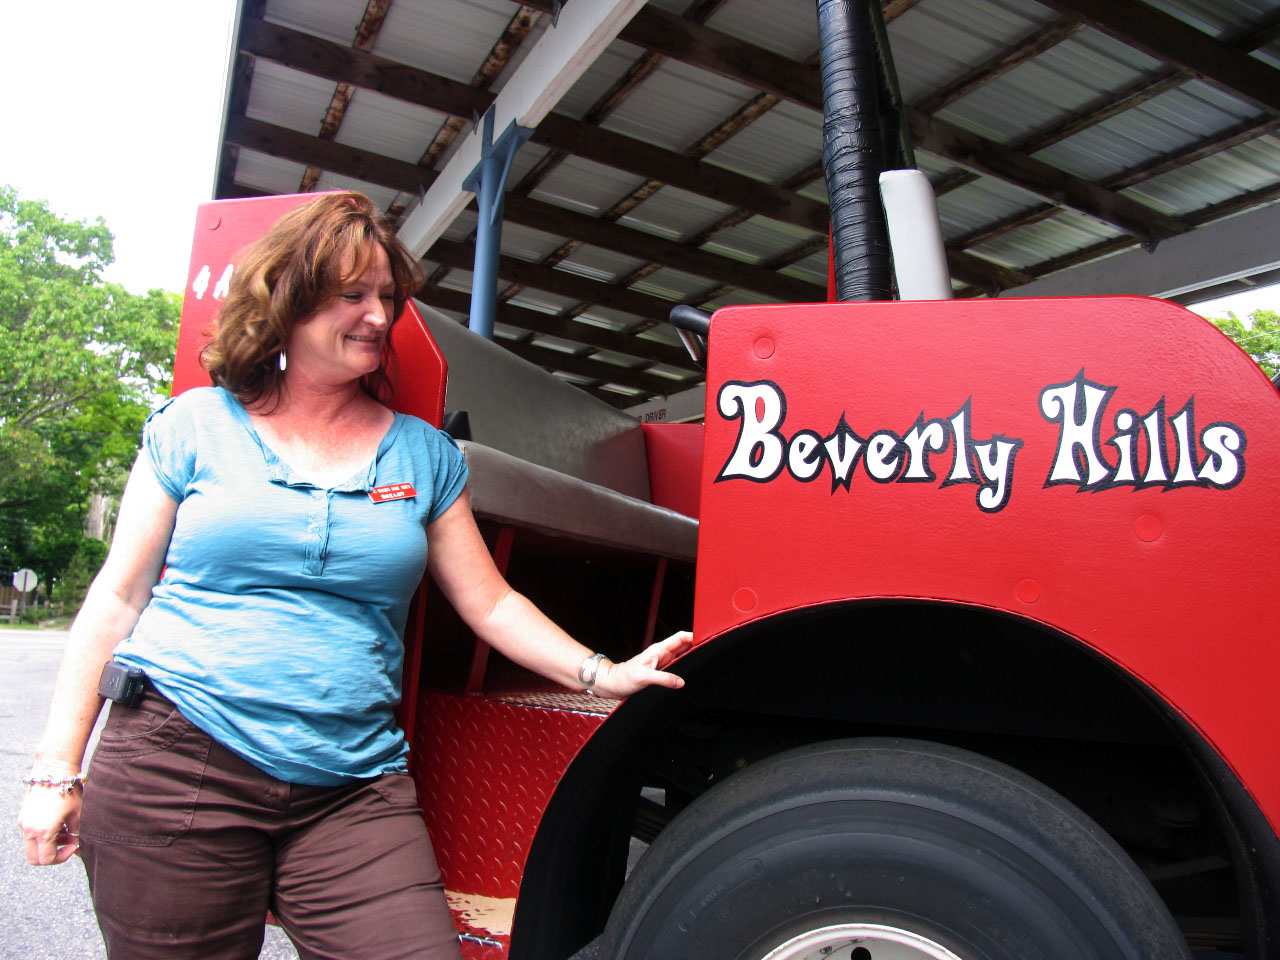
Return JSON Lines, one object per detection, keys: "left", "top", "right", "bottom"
{"left": 279, "top": 350, "right": 287, "bottom": 372}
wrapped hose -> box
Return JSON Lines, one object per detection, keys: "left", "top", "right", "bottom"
{"left": 818, "top": 0, "right": 892, "bottom": 302}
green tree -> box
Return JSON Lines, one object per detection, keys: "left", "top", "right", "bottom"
{"left": 1209, "top": 308, "right": 1280, "bottom": 378}
{"left": 0, "top": 185, "right": 179, "bottom": 593}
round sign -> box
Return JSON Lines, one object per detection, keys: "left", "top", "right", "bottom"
{"left": 13, "top": 568, "right": 37, "bottom": 593}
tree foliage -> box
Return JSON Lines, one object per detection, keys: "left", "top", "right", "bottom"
{"left": 1208, "top": 308, "right": 1280, "bottom": 378}
{"left": 0, "top": 186, "right": 179, "bottom": 592}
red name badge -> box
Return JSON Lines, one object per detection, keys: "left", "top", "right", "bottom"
{"left": 369, "top": 482, "right": 417, "bottom": 503}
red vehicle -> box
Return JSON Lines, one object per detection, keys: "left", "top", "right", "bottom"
{"left": 176, "top": 192, "right": 1278, "bottom": 960}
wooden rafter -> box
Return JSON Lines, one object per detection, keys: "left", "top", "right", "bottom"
{"left": 238, "top": 16, "right": 491, "bottom": 118}
{"left": 417, "top": 286, "right": 698, "bottom": 371}
{"left": 934, "top": 12, "right": 1280, "bottom": 201}
{"left": 214, "top": 0, "right": 265, "bottom": 200}
{"left": 609, "top": 5, "right": 1193, "bottom": 243}
{"left": 500, "top": 0, "right": 731, "bottom": 383}
{"left": 429, "top": 238, "right": 677, "bottom": 324}
{"left": 224, "top": 115, "right": 438, "bottom": 195}
{"left": 387, "top": 5, "right": 540, "bottom": 220}
{"left": 1036, "top": 0, "right": 1280, "bottom": 115}
{"left": 298, "top": 0, "right": 392, "bottom": 193}
{"left": 912, "top": 16, "right": 1083, "bottom": 116}
{"left": 218, "top": 0, "right": 1280, "bottom": 392}
{"left": 235, "top": 17, "right": 824, "bottom": 232}
{"left": 906, "top": 111, "right": 1187, "bottom": 242}
{"left": 499, "top": 194, "right": 826, "bottom": 303}
{"left": 221, "top": 112, "right": 825, "bottom": 305}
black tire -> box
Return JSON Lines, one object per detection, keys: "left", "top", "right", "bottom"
{"left": 600, "top": 738, "right": 1189, "bottom": 960}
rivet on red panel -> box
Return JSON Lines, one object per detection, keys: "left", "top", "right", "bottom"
{"left": 1015, "top": 579, "right": 1042, "bottom": 604}
{"left": 1135, "top": 515, "right": 1163, "bottom": 542}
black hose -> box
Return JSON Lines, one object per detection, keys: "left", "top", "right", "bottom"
{"left": 818, "top": 0, "right": 892, "bottom": 302}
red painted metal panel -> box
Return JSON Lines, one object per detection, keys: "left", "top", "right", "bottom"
{"left": 412, "top": 692, "right": 609, "bottom": 899}
{"left": 642, "top": 422, "right": 704, "bottom": 519}
{"left": 695, "top": 296, "right": 1280, "bottom": 836}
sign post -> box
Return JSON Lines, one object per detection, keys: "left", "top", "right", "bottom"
{"left": 12, "top": 568, "right": 37, "bottom": 615}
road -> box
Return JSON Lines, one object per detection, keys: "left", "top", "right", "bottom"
{"left": 0, "top": 627, "right": 297, "bottom": 958}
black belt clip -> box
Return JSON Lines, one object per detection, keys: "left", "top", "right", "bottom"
{"left": 98, "top": 660, "right": 146, "bottom": 707}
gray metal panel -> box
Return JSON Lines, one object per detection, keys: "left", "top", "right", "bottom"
{"left": 370, "top": 0, "right": 539, "bottom": 82}
{"left": 333, "top": 88, "right": 448, "bottom": 164}
{"left": 456, "top": 440, "right": 698, "bottom": 558}
{"left": 616, "top": 186, "right": 736, "bottom": 241}
{"left": 417, "top": 305, "right": 652, "bottom": 502}
{"left": 264, "top": 0, "right": 367, "bottom": 46}
{"left": 245, "top": 59, "right": 334, "bottom": 135}
{"left": 704, "top": 0, "right": 820, "bottom": 61}
{"left": 528, "top": 156, "right": 653, "bottom": 217}
{"left": 704, "top": 102, "right": 826, "bottom": 185}
{"left": 603, "top": 60, "right": 759, "bottom": 154}
{"left": 1010, "top": 200, "right": 1280, "bottom": 298}
{"left": 234, "top": 150, "right": 311, "bottom": 195}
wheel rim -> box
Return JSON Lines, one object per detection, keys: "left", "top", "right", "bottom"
{"left": 758, "top": 922, "right": 967, "bottom": 960}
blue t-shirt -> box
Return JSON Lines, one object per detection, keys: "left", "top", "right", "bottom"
{"left": 113, "top": 386, "right": 468, "bottom": 785}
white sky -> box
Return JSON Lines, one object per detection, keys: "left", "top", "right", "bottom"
{"left": 1, "top": 0, "right": 1276, "bottom": 321}
{"left": 3, "top": 0, "right": 238, "bottom": 295}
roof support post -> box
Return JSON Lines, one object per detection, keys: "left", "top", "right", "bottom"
{"left": 463, "top": 109, "right": 533, "bottom": 338}
{"left": 397, "top": 0, "right": 647, "bottom": 259}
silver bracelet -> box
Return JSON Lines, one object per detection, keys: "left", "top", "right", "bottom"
{"left": 23, "top": 773, "right": 85, "bottom": 796}
{"left": 577, "top": 651, "right": 606, "bottom": 691}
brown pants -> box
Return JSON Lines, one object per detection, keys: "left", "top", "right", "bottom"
{"left": 79, "top": 687, "right": 462, "bottom": 960}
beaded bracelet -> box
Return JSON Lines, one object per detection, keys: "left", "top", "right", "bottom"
{"left": 22, "top": 773, "right": 85, "bottom": 796}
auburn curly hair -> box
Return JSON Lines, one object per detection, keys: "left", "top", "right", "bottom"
{"left": 202, "top": 192, "right": 423, "bottom": 407}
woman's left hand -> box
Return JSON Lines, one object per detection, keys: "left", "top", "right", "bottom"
{"left": 592, "top": 631, "right": 693, "bottom": 699}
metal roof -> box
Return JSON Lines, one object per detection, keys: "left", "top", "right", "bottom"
{"left": 214, "top": 0, "right": 1280, "bottom": 406}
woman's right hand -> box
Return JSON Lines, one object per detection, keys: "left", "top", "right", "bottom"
{"left": 19, "top": 770, "right": 83, "bottom": 866}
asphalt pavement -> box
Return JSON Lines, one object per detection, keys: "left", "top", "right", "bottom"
{"left": 0, "top": 627, "right": 297, "bottom": 958}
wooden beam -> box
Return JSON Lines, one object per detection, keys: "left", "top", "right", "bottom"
{"left": 513, "top": 0, "right": 729, "bottom": 198}
{"left": 419, "top": 285, "right": 698, "bottom": 370}
{"left": 618, "top": 5, "right": 820, "bottom": 109}
{"left": 944, "top": 249, "right": 1034, "bottom": 293}
{"left": 913, "top": 17, "right": 1083, "bottom": 115}
{"left": 399, "top": 0, "right": 649, "bottom": 257}
{"left": 224, "top": 115, "right": 438, "bottom": 195}
{"left": 592, "top": 6, "right": 1189, "bottom": 242}
{"left": 428, "top": 238, "right": 676, "bottom": 323}
{"left": 530, "top": 114, "right": 829, "bottom": 233}
{"left": 907, "top": 110, "right": 1187, "bottom": 241}
{"left": 926, "top": 12, "right": 1280, "bottom": 203}
{"left": 237, "top": 13, "right": 827, "bottom": 236}
{"left": 391, "top": 4, "right": 541, "bottom": 220}
{"left": 1037, "top": 0, "right": 1280, "bottom": 115}
{"left": 499, "top": 194, "right": 826, "bottom": 303}
{"left": 299, "top": 0, "right": 392, "bottom": 193}
{"left": 1106, "top": 114, "right": 1280, "bottom": 191}
{"left": 239, "top": 16, "right": 492, "bottom": 118}
{"left": 882, "top": 0, "right": 923, "bottom": 20}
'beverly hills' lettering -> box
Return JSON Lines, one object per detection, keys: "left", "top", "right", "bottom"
{"left": 715, "top": 373, "right": 1247, "bottom": 514}
{"left": 716, "top": 380, "right": 1021, "bottom": 513}
{"left": 1039, "top": 371, "right": 1245, "bottom": 490}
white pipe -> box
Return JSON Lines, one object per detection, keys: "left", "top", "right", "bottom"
{"left": 879, "top": 169, "right": 952, "bottom": 300}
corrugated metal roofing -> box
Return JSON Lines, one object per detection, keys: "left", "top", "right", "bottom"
{"left": 216, "top": 0, "right": 1280, "bottom": 406}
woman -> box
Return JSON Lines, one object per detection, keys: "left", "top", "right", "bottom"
{"left": 18, "top": 192, "right": 691, "bottom": 959}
